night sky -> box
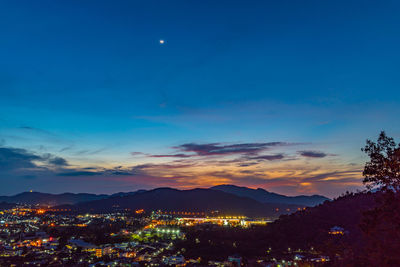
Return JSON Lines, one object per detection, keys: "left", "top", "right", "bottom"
{"left": 1, "top": 0, "right": 399, "bottom": 197}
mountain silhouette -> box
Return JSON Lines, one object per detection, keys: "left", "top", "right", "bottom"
{"left": 211, "top": 184, "right": 329, "bottom": 206}
{"left": 0, "top": 192, "right": 109, "bottom": 206}
{"left": 58, "top": 188, "right": 303, "bottom": 217}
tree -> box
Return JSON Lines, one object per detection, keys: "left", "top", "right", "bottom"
{"left": 360, "top": 131, "right": 400, "bottom": 266}
{"left": 362, "top": 131, "right": 400, "bottom": 192}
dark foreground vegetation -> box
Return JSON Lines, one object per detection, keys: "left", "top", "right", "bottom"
{"left": 174, "top": 191, "right": 376, "bottom": 265}
{"left": 175, "top": 131, "right": 400, "bottom": 266}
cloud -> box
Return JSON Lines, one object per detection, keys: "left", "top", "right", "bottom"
{"left": 0, "top": 147, "right": 69, "bottom": 172}
{"left": 176, "top": 142, "right": 283, "bottom": 156}
{"left": 250, "top": 154, "right": 285, "bottom": 161}
{"left": 131, "top": 152, "right": 147, "bottom": 157}
{"left": 238, "top": 162, "right": 259, "bottom": 167}
{"left": 0, "top": 147, "right": 42, "bottom": 171}
{"left": 18, "top": 126, "right": 55, "bottom": 136}
{"left": 301, "top": 170, "right": 362, "bottom": 183}
{"left": 54, "top": 161, "right": 194, "bottom": 179}
{"left": 74, "top": 148, "right": 107, "bottom": 156}
{"left": 131, "top": 141, "right": 298, "bottom": 160}
{"left": 169, "top": 142, "right": 289, "bottom": 157}
{"left": 130, "top": 163, "right": 194, "bottom": 173}
{"left": 57, "top": 171, "right": 101, "bottom": 176}
{"left": 298, "top": 150, "right": 327, "bottom": 158}
{"left": 149, "top": 153, "right": 193, "bottom": 158}
{"left": 57, "top": 166, "right": 142, "bottom": 177}
{"left": 48, "top": 157, "right": 69, "bottom": 166}
{"left": 59, "top": 146, "right": 73, "bottom": 152}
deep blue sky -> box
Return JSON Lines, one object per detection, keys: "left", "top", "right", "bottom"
{"left": 0, "top": 0, "right": 399, "bottom": 196}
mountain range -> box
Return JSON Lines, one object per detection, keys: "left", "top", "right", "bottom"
{"left": 0, "top": 192, "right": 109, "bottom": 206}
{"left": 0, "top": 190, "right": 150, "bottom": 206}
{"left": 57, "top": 188, "right": 306, "bottom": 217}
{"left": 0, "top": 185, "right": 328, "bottom": 207}
{"left": 211, "top": 184, "right": 329, "bottom": 206}
{"left": 0, "top": 185, "right": 329, "bottom": 217}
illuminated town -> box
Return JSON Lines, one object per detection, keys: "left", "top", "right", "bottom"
{"left": 0, "top": 205, "right": 335, "bottom": 266}
{"left": 1, "top": 0, "right": 400, "bottom": 266}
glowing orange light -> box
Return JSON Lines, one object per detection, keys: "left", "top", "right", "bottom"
{"left": 36, "top": 209, "right": 46, "bottom": 215}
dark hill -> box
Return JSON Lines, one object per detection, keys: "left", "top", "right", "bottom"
{"left": 61, "top": 188, "right": 302, "bottom": 217}
{"left": 110, "top": 190, "right": 147, "bottom": 198}
{"left": 260, "top": 191, "right": 378, "bottom": 262}
{"left": 0, "top": 202, "right": 16, "bottom": 210}
{"left": 0, "top": 190, "right": 148, "bottom": 206}
{"left": 0, "top": 185, "right": 328, "bottom": 208}
{"left": 173, "top": 192, "right": 378, "bottom": 264}
{"left": 0, "top": 192, "right": 109, "bottom": 206}
{"left": 211, "top": 184, "right": 329, "bottom": 206}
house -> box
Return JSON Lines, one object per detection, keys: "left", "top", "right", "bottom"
{"left": 329, "top": 226, "right": 345, "bottom": 235}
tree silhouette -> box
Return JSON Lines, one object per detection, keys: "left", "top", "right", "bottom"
{"left": 361, "top": 131, "right": 400, "bottom": 266}
{"left": 362, "top": 131, "right": 400, "bottom": 192}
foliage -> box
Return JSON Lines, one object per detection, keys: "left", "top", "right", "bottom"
{"left": 362, "top": 131, "right": 400, "bottom": 192}
{"left": 360, "top": 131, "right": 400, "bottom": 266}
{"left": 174, "top": 193, "right": 376, "bottom": 264}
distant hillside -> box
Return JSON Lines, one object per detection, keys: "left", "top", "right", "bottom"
{"left": 0, "top": 190, "right": 150, "bottom": 206}
{"left": 0, "top": 192, "right": 109, "bottom": 206}
{"left": 110, "top": 190, "right": 147, "bottom": 198}
{"left": 211, "top": 184, "right": 329, "bottom": 206}
{"left": 173, "top": 192, "right": 378, "bottom": 264}
{"left": 59, "top": 188, "right": 302, "bottom": 217}
{"left": 0, "top": 202, "right": 16, "bottom": 210}
{"left": 0, "top": 185, "right": 328, "bottom": 208}
{"left": 265, "top": 192, "right": 376, "bottom": 250}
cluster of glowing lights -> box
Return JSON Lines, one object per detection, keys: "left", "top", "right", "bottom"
{"left": 36, "top": 209, "right": 46, "bottom": 215}
{"left": 47, "top": 209, "right": 72, "bottom": 212}
{"left": 156, "top": 228, "right": 180, "bottom": 234}
{"left": 160, "top": 211, "right": 205, "bottom": 216}
{"left": 214, "top": 216, "right": 246, "bottom": 219}
{"left": 135, "top": 209, "right": 145, "bottom": 214}
{"left": 329, "top": 230, "right": 344, "bottom": 235}
{"left": 30, "top": 240, "right": 42, "bottom": 247}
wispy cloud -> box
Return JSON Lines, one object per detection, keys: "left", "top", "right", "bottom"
{"left": 298, "top": 150, "right": 328, "bottom": 158}
{"left": 47, "top": 156, "right": 69, "bottom": 166}
{"left": 249, "top": 154, "right": 285, "bottom": 161}
{"left": 18, "top": 126, "right": 56, "bottom": 136}
{"left": 175, "top": 142, "right": 288, "bottom": 156}
{"left": 132, "top": 142, "right": 295, "bottom": 159}
{"left": 0, "top": 147, "right": 70, "bottom": 171}
{"left": 0, "top": 147, "right": 42, "bottom": 171}
{"left": 58, "top": 171, "right": 100, "bottom": 176}
{"left": 149, "top": 153, "right": 194, "bottom": 158}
